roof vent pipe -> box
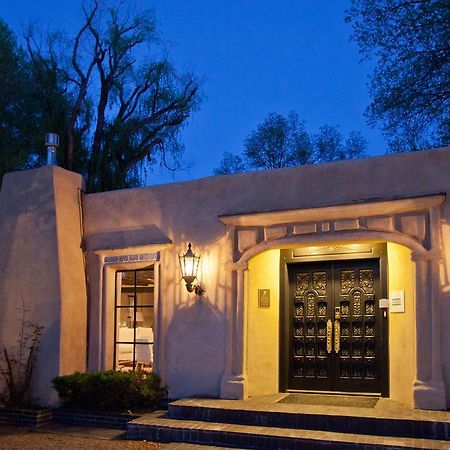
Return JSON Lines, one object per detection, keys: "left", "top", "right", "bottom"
{"left": 45, "top": 132, "right": 59, "bottom": 165}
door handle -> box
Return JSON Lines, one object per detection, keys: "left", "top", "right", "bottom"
{"left": 334, "top": 306, "right": 340, "bottom": 353}
{"left": 334, "top": 320, "right": 340, "bottom": 353}
{"left": 326, "top": 320, "right": 332, "bottom": 353}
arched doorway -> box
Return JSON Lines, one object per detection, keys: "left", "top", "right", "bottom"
{"left": 219, "top": 194, "right": 446, "bottom": 409}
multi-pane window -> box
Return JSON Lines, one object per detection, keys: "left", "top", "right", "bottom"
{"left": 114, "top": 267, "right": 154, "bottom": 371}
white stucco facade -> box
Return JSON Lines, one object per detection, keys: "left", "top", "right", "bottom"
{"left": 1, "top": 147, "right": 450, "bottom": 410}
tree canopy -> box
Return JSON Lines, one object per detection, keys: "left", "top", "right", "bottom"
{"left": 214, "top": 112, "right": 367, "bottom": 175}
{"left": 0, "top": 19, "right": 72, "bottom": 180}
{"left": 346, "top": 0, "right": 450, "bottom": 152}
{"left": 0, "top": 1, "right": 201, "bottom": 192}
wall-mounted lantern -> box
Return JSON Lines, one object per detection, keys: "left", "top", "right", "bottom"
{"left": 179, "top": 243, "right": 206, "bottom": 296}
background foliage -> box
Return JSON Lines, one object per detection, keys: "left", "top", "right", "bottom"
{"left": 346, "top": 0, "right": 450, "bottom": 152}
{"left": 214, "top": 112, "right": 367, "bottom": 174}
{"left": 0, "top": 1, "right": 200, "bottom": 192}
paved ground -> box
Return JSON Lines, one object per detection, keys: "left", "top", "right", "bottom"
{"left": 0, "top": 424, "right": 239, "bottom": 449}
{"left": 0, "top": 424, "right": 165, "bottom": 450}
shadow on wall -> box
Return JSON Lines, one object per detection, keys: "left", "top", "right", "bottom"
{"left": 166, "top": 298, "right": 226, "bottom": 399}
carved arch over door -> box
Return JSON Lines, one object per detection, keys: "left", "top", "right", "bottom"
{"left": 219, "top": 194, "right": 447, "bottom": 410}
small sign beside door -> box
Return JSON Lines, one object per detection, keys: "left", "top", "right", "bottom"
{"left": 389, "top": 290, "right": 405, "bottom": 313}
{"left": 258, "top": 289, "right": 270, "bottom": 308}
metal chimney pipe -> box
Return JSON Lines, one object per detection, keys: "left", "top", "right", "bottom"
{"left": 45, "top": 132, "right": 59, "bottom": 165}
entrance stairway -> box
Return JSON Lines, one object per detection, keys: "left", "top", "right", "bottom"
{"left": 127, "top": 394, "right": 450, "bottom": 449}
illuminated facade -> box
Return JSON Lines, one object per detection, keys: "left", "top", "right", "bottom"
{"left": 0, "top": 147, "right": 450, "bottom": 410}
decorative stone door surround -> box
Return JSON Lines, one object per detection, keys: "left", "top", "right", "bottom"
{"left": 219, "top": 194, "right": 447, "bottom": 410}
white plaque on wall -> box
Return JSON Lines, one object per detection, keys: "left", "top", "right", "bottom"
{"left": 389, "top": 290, "right": 405, "bottom": 313}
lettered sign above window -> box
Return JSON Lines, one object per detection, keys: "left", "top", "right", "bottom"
{"left": 104, "top": 252, "right": 160, "bottom": 264}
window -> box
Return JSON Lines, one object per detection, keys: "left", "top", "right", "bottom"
{"left": 114, "top": 267, "right": 154, "bottom": 371}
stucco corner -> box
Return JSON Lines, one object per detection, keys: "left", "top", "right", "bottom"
{"left": 220, "top": 374, "right": 246, "bottom": 399}
{"left": 413, "top": 379, "right": 447, "bottom": 410}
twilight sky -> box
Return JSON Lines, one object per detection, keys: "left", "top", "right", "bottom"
{"left": 1, "top": 0, "right": 386, "bottom": 185}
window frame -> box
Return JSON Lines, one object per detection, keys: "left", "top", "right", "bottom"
{"left": 113, "top": 266, "right": 155, "bottom": 371}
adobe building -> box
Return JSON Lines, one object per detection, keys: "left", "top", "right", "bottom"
{"left": 0, "top": 147, "right": 449, "bottom": 411}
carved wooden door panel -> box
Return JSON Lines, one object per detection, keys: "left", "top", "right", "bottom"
{"left": 287, "top": 262, "right": 333, "bottom": 391}
{"left": 287, "top": 259, "right": 383, "bottom": 393}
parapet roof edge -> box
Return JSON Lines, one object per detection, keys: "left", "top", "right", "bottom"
{"left": 218, "top": 193, "right": 446, "bottom": 227}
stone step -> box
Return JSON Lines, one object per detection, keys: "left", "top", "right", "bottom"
{"left": 163, "top": 443, "right": 247, "bottom": 449}
{"left": 127, "top": 412, "right": 450, "bottom": 449}
{"left": 169, "top": 400, "right": 450, "bottom": 441}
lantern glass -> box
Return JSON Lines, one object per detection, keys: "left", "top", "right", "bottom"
{"left": 179, "top": 243, "right": 200, "bottom": 281}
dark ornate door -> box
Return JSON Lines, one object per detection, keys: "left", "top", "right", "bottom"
{"left": 286, "top": 259, "right": 385, "bottom": 393}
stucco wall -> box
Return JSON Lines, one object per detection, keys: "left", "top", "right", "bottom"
{"left": 0, "top": 166, "right": 87, "bottom": 406}
{"left": 81, "top": 147, "right": 450, "bottom": 404}
{"left": 246, "top": 249, "right": 280, "bottom": 397}
{"left": 387, "top": 243, "right": 415, "bottom": 406}
{"left": 53, "top": 168, "right": 88, "bottom": 377}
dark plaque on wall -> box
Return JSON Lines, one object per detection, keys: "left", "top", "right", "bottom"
{"left": 258, "top": 289, "right": 270, "bottom": 308}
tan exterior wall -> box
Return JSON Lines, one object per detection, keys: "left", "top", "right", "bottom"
{"left": 81, "top": 147, "right": 450, "bottom": 406}
{"left": 0, "top": 166, "right": 87, "bottom": 406}
{"left": 246, "top": 249, "right": 280, "bottom": 397}
{"left": 2, "top": 147, "right": 450, "bottom": 408}
{"left": 387, "top": 243, "right": 416, "bottom": 406}
{"left": 53, "top": 168, "right": 88, "bottom": 377}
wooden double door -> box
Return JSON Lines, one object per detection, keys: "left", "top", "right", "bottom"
{"left": 284, "top": 258, "right": 387, "bottom": 394}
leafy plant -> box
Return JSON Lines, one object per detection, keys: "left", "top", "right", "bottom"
{"left": 0, "top": 303, "right": 44, "bottom": 407}
{"left": 52, "top": 370, "right": 166, "bottom": 412}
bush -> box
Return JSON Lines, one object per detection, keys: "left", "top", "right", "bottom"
{"left": 52, "top": 370, "right": 166, "bottom": 412}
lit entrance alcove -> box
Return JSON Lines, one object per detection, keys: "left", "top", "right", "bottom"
{"left": 219, "top": 194, "right": 445, "bottom": 410}
{"left": 245, "top": 242, "right": 416, "bottom": 406}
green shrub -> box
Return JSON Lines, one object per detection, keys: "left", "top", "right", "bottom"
{"left": 52, "top": 370, "right": 166, "bottom": 411}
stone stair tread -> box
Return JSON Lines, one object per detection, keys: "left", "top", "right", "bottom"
{"left": 163, "top": 443, "right": 246, "bottom": 450}
{"left": 169, "top": 400, "right": 450, "bottom": 441}
{"left": 170, "top": 397, "right": 450, "bottom": 423}
{"left": 128, "top": 412, "right": 450, "bottom": 449}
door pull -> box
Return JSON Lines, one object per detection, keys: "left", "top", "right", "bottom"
{"left": 326, "top": 319, "right": 332, "bottom": 353}
{"left": 334, "top": 306, "right": 340, "bottom": 353}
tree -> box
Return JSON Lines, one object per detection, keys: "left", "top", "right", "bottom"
{"left": 313, "top": 126, "right": 367, "bottom": 162}
{"left": 20, "top": 0, "right": 200, "bottom": 192}
{"left": 346, "top": 0, "right": 450, "bottom": 152}
{"left": 213, "top": 152, "right": 247, "bottom": 175}
{"left": 0, "top": 19, "right": 72, "bottom": 182}
{"left": 0, "top": 19, "right": 29, "bottom": 178}
{"left": 214, "top": 112, "right": 367, "bottom": 174}
{"left": 244, "top": 112, "right": 313, "bottom": 170}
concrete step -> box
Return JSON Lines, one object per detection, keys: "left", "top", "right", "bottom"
{"left": 169, "top": 399, "right": 450, "bottom": 441}
{"left": 163, "top": 443, "right": 247, "bottom": 449}
{"left": 127, "top": 411, "right": 450, "bottom": 449}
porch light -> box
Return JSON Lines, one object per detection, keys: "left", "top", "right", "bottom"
{"left": 179, "top": 243, "right": 206, "bottom": 296}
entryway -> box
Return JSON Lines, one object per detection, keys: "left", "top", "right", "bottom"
{"left": 280, "top": 246, "right": 389, "bottom": 396}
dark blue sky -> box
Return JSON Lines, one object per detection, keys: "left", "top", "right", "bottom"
{"left": 1, "top": 0, "right": 386, "bottom": 185}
